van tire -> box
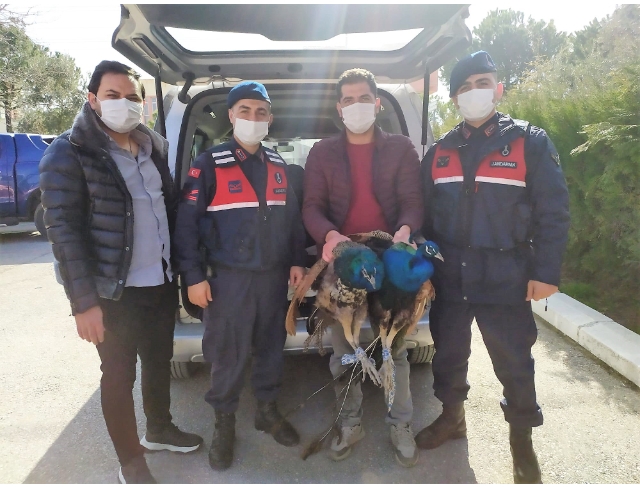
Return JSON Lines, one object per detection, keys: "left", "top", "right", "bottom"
{"left": 34, "top": 203, "right": 46, "bottom": 236}
{"left": 408, "top": 345, "right": 435, "bottom": 364}
{"left": 170, "top": 361, "right": 198, "bottom": 379}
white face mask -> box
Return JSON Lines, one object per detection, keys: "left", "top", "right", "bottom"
{"left": 341, "top": 102, "right": 376, "bottom": 134}
{"left": 96, "top": 97, "right": 143, "bottom": 133}
{"left": 233, "top": 117, "right": 269, "bottom": 146}
{"left": 456, "top": 88, "right": 496, "bottom": 122}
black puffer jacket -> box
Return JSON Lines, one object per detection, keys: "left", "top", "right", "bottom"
{"left": 39, "top": 102, "right": 176, "bottom": 315}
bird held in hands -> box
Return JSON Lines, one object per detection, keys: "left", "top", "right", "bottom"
{"left": 286, "top": 239, "right": 385, "bottom": 384}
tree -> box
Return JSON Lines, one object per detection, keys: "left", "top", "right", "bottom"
{"left": 570, "top": 19, "right": 604, "bottom": 62}
{"left": 0, "top": 24, "right": 39, "bottom": 132}
{"left": 427, "top": 94, "right": 460, "bottom": 140}
{"left": 440, "top": 9, "right": 568, "bottom": 92}
{"left": 0, "top": 23, "right": 85, "bottom": 134}
{"left": 146, "top": 110, "right": 158, "bottom": 130}
{"left": 0, "top": 4, "right": 30, "bottom": 28}
{"left": 500, "top": 5, "right": 640, "bottom": 332}
{"left": 17, "top": 50, "right": 86, "bottom": 134}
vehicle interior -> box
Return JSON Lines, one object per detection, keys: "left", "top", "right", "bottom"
{"left": 176, "top": 83, "right": 408, "bottom": 187}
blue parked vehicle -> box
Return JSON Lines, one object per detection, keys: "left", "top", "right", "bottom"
{"left": 0, "top": 133, "right": 55, "bottom": 235}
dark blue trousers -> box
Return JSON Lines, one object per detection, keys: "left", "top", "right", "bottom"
{"left": 429, "top": 298, "right": 543, "bottom": 428}
{"left": 202, "top": 267, "right": 288, "bottom": 414}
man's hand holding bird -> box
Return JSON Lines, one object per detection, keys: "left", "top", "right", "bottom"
{"left": 290, "top": 266, "right": 306, "bottom": 288}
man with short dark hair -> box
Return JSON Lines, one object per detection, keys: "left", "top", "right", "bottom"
{"left": 416, "top": 51, "right": 570, "bottom": 483}
{"left": 39, "top": 60, "right": 202, "bottom": 484}
{"left": 302, "top": 68, "right": 424, "bottom": 467}
{"left": 174, "top": 81, "right": 307, "bottom": 471}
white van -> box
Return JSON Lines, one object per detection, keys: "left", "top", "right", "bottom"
{"left": 112, "top": 4, "right": 472, "bottom": 378}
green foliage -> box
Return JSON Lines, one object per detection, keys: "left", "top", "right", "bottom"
{"left": 146, "top": 110, "right": 158, "bottom": 130}
{"left": 559, "top": 281, "right": 598, "bottom": 307}
{"left": 569, "top": 19, "right": 604, "bottom": 62}
{"left": 427, "top": 93, "right": 460, "bottom": 140}
{"left": 440, "top": 8, "right": 568, "bottom": 92}
{"left": 0, "top": 22, "right": 85, "bottom": 134}
{"left": 501, "top": 5, "right": 640, "bottom": 333}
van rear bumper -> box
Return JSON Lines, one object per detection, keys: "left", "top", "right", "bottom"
{"left": 171, "top": 314, "right": 433, "bottom": 363}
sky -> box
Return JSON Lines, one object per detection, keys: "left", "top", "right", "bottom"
{"left": 12, "top": 1, "right": 624, "bottom": 96}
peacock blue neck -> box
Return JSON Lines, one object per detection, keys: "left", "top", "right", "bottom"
{"left": 383, "top": 248, "right": 434, "bottom": 293}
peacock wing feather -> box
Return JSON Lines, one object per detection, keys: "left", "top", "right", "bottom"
{"left": 347, "top": 230, "right": 393, "bottom": 243}
{"left": 285, "top": 258, "right": 328, "bottom": 336}
{"left": 347, "top": 231, "right": 394, "bottom": 257}
{"left": 406, "top": 279, "right": 436, "bottom": 336}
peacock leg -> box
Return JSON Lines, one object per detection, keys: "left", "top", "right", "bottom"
{"left": 381, "top": 326, "right": 401, "bottom": 411}
{"left": 351, "top": 304, "right": 366, "bottom": 351}
{"left": 352, "top": 305, "right": 381, "bottom": 386}
{"left": 337, "top": 314, "right": 358, "bottom": 352}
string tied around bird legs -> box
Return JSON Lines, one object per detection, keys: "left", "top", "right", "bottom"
{"left": 342, "top": 346, "right": 381, "bottom": 385}
{"left": 341, "top": 347, "right": 373, "bottom": 367}
{"left": 381, "top": 347, "right": 396, "bottom": 411}
{"left": 382, "top": 347, "right": 391, "bottom": 361}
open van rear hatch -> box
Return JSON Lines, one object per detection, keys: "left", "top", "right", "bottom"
{"left": 113, "top": 4, "right": 471, "bottom": 85}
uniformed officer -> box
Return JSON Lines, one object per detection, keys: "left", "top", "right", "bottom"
{"left": 174, "top": 81, "right": 307, "bottom": 471}
{"left": 416, "top": 51, "right": 570, "bottom": 483}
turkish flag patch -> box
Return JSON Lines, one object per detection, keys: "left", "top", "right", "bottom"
{"left": 188, "top": 167, "right": 201, "bottom": 178}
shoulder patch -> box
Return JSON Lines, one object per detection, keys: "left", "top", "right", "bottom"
{"left": 188, "top": 167, "right": 201, "bottom": 179}
{"left": 182, "top": 182, "right": 199, "bottom": 206}
{"left": 209, "top": 149, "right": 233, "bottom": 158}
{"left": 264, "top": 149, "right": 286, "bottom": 165}
{"left": 512, "top": 118, "right": 530, "bottom": 133}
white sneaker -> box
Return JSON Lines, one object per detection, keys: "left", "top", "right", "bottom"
{"left": 329, "top": 423, "right": 365, "bottom": 461}
{"left": 390, "top": 423, "right": 419, "bottom": 468}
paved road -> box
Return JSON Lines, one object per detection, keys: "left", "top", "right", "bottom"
{"left": 1, "top": 230, "right": 639, "bottom": 484}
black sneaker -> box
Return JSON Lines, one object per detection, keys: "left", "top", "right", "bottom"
{"left": 118, "top": 455, "right": 157, "bottom": 484}
{"left": 140, "top": 423, "right": 203, "bottom": 453}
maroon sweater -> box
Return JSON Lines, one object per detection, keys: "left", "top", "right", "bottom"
{"left": 302, "top": 126, "right": 424, "bottom": 245}
{"left": 340, "top": 141, "right": 390, "bottom": 235}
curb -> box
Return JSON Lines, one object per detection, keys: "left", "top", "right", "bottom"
{"left": 532, "top": 293, "right": 640, "bottom": 387}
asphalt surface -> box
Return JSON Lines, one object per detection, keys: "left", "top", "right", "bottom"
{"left": 1, "top": 227, "right": 639, "bottom": 484}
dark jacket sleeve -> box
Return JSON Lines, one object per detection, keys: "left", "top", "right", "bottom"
{"left": 286, "top": 186, "right": 308, "bottom": 268}
{"left": 394, "top": 138, "right": 424, "bottom": 233}
{"left": 173, "top": 153, "right": 215, "bottom": 287}
{"left": 39, "top": 136, "right": 99, "bottom": 315}
{"left": 302, "top": 142, "right": 340, "bottom": 244}
{"left": 420, "top": 144, "right": 437, "bottom": 240}
{"left": 525, "top": 127, "right": 571, "bottom": 286}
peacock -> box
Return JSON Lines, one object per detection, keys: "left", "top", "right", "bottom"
{"left": 351, "top": 231, "right": 443, "bottom": 410}
{"left": 286, "top": 239, "right": 385, "bottom": 384}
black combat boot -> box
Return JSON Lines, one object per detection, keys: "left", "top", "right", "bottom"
{"left": 414, "top": 402, "right": 466, "bottom": 450}
{"left": 255, "top": 401, "right": 300, "bottom": 447}
{"left": 208, "top": 411, "right": 235, "bottom": 471}
{"left": 510, "top": 426, "right": 542, "bottom": 484}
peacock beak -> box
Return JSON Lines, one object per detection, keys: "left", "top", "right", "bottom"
{"left": 435, "top": 252, "right": 444, "bottom": 262}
